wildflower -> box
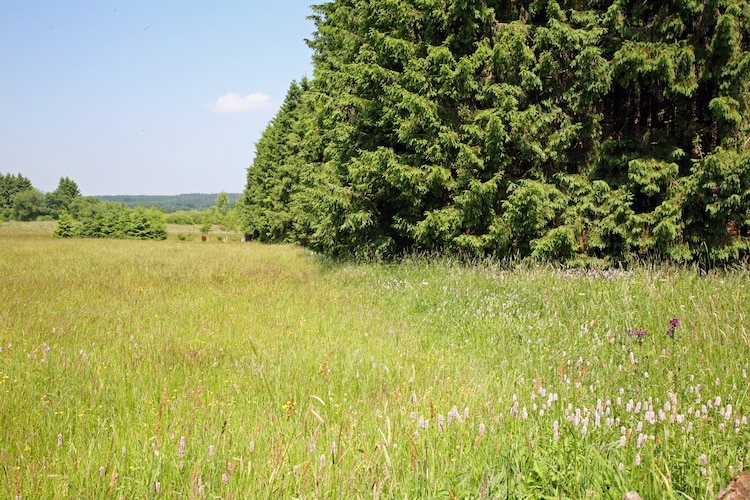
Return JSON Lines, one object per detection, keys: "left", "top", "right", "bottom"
{"left": 636, "top": 433, "right": 648, "bottom": 449}
{"left": 249, "top": 440, "right": 255, "bottom": 453}
{"left": 221, "top": 473, "right": 228, "bottom": 485}
{"left": 618, "top": 463, "right": 625, "bottom": 472}
{"left": 448, "top": 406, "right": 463, "bottom": 424}
{"left": 331, "top": 441, "right": 337, "bottom": 456}
{"left": 666, "top": 318, "right": 681, "bottom": 338}
{"left": 155, "top": 482, "right": 161, "bottom": 494}
{"left": 208, "top": 445, "right": 214, "bottom": 457}
{"left": 122, "top": 447, "right": 126, "bottom": 456}
{"left": 479, "top": 423, "right": 486, "bottom": 436}
{"left": 553, "top": 420, "right": 559, "bottom": 442}
{"left": 320, "top": 454, "right": 326, "bottom": 468}
{"left": 283, "top": 398, "right": 296, "bottom": 420}
{"left": 627, "top": 328, "right": 648, "bottom": 342}
{"left": 178, "top": 436, "right": 186, "bottom": 458}
{"left": 57, "top": 434, "right": 62, "bottom": 447}
{"left": 438, "top": 414, "right": 444, "bottom": 433}
{"left": 99, "top": 466, "right": 105, "bottom": 478}
{"left": 635, "top": 454, "right": 641, "bottom": 466}
{"left": 700, "top": 454, "right": 708, "bottom": 466}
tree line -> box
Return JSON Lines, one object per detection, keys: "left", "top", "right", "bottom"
{"left": 1, "top": 173, "right": 81, "bottom": 221}
{"left": 238, "top": 0, "right": 750, "bottom": 263}
{"left": 1, "top": 173, "right": 167, "bottom": 240}
{"left": 96, "top": 193, "right": 242, "bottom": 213}
{"left": 1, "top": 173, "right": 245, "bottom": 240}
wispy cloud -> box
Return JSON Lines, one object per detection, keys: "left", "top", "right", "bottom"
{"left": 211, "top": 91, "right": 271, "bottom": 113}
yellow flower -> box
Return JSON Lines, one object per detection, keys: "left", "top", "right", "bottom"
{"left": 282, "top": 398, "right": 296, "bottom": 420}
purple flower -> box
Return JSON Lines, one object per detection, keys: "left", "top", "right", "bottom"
{"left": 627, "top": 328, "right": 648, "bottom": 342}
{"left": 666, "top": 317, "right": 681, "bottom": 337}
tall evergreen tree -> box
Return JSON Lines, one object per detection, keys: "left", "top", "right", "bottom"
{"left": 241, "top": 0, "right": 750, "bottom": 262}
{"left": 46, "top": 176, "right": 82, "bottom": 218}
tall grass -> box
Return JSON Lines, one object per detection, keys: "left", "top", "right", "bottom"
{"left": 1, "top": 222, "right": 748, "bottom": 498}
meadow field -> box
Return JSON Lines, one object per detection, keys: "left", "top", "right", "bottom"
{"left": 1, "top": 221, "right": 749, "bottom": 499}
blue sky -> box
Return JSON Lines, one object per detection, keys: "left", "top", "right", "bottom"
{"left": 0, "top": 1, "right": 315, "bottom": 195}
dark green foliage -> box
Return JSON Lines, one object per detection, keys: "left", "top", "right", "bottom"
{"left": 52, "top": 210, "right": 75, "bottom": 238}
{"left": 74, "top": 202, "right": 166, "bottom": 240}
{"left": 45, "top": 177, "right": 81, "bottom": 218}
{"left": 0, "top": 173, "right": 35, "bottom": 220}
{"left": 2, "top": 174, "right": 82, "bottom": 221}
{"left": 240, "top": 0, "right": 750, "bottom": 262}
{"left": 10, "top": 188, "right": 48, "bottom": 221}
{"left": 96, "top": 193, "right": 241, "bottom": 212}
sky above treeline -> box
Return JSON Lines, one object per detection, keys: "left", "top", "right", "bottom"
{"left": 0, "top": 1, "right": 315, "bottom": 195}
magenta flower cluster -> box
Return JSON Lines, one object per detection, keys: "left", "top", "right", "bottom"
{"left": 666, "top": 317, "right": 681, "bottom": 338}
{"left": 627, "top": 328, "right": 648, "bottom": 342}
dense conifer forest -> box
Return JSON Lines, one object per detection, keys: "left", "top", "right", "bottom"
{"left": 239, "top": 0, "right": 750, "bottom": 263}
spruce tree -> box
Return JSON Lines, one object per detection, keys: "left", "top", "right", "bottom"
{"left": 241, "top": 0, "right": 750, "bottom": 262}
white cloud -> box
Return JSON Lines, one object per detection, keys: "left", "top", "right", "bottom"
{"left": 211, "top": 91, "right": 271, "bottom": 113}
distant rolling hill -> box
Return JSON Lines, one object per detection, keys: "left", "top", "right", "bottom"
{"left": 95, "top": 193, "right": 242, "bottom": 212}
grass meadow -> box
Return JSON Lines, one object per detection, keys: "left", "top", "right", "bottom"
{"left": 1, "top": 221, "right": 749, "bottom": 499}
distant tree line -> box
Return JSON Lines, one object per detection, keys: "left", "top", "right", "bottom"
{"left": 1, "top": 173, "right": 245, "bottom": 240}
{"left": 96, "top": 193, "right": 242, "bottom": 213}
{"left": 1, "top": 173, "right": 164, "bottom": 240}
{"left": 239, "top": 0, "right": 750, "bottom": 264}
